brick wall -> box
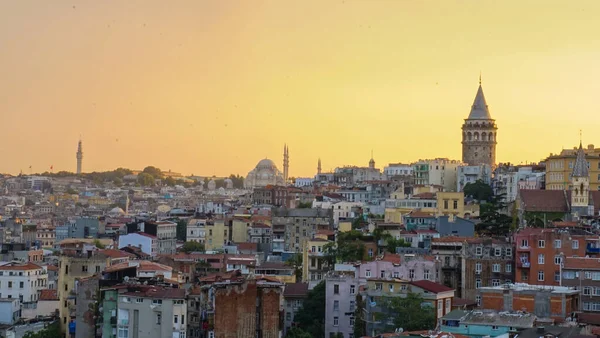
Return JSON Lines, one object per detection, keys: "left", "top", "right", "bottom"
{"left": 261, "top": 288, "right": 282, "bottom": 338}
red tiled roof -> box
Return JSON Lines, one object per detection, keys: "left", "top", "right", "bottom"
{"left": 105, "top": 261, "right": 172, "bottom": 273}
{"left": 251, "top": 223, "right": 271, "bottom": 229}
{"left": 121, "top": 286, "right": 185, "bottom": 299}
{"left": 432, "top": 236, "right": 468, "bottom": 243}
{"left": 519, "top": 190, "right": 569, "bottom": 212}
{"left": 379, "top": 253, "right": 401, "bottom": 265}
{"left": 39, "top": 289, "right": 58, "bottom": 301}
{"left": 563, "top": 257, "right": 600, "bottom": 270}
{"left": 410, "top": 280, "right": 453, "bottom": 293}
{"left": 46, "top": 265, "right": 59, "bottom": 271}
{"left": 100, "top": 249, "right": 135, "bottom": 259}
{"left": 412, "top": 192, "right": 436, "bottom": 199}
{"left": 235, "top": 242, "right": 258, "bottom": 252}
{"left": 198, "top": 270, "right": 243, "bottom": 283}
{"left": 283, "top": 282, "right": 309, "bottom": 297}
{"left": 0, "top": 262, "right": 42, "bottom": 271}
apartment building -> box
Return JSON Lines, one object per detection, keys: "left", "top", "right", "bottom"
{"left": 561, "top": 257, "right": 600, "bottom": 313}
{"left": 0, "top": 262, "right": 48, "bottom": 320}
{"left": 100, "top": 284, "right": 187, "bottom": 338}
{"left": 273, "top": 207, "right": 333, "bottom": 253}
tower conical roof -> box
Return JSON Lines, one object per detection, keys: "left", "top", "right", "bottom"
{"left": 467, "top": 85, "right": 493, "bottom": 120}
{"left": 572, "top": 142, "right": 588, "bottom": 177}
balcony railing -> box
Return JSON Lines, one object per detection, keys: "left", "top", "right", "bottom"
{"left": 587, "top": 244, "right": 600, "bottom": 254}
{"left": 517, "top": 261, "right": 531, "bottom": 268}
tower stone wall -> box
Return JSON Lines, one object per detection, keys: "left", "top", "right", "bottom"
{"left": 461, "top": 83, "right": 497, "bottom": 167}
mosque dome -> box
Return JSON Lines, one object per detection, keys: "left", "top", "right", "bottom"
{"left": 244, "top": 158, "right": 284, "bottom": 189}
{"left": 109, "top": 207, "right": 125, "bottom": 215}
{"left": 207, "top": 179, "right": 216, "bottom": 191}
{"left": 224, "top": 178, "right": 233, "bottom": 189}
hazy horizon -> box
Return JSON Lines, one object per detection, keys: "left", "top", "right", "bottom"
{"left": 3, "top": 1, "right": 600, "bottom": 177}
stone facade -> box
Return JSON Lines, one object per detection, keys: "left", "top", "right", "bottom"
{"left": 461, "top": 83, "right": 497, "bottom": 167}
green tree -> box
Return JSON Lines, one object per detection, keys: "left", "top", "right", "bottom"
{"left": 463, "top": 179, "right": 494, "bottom": 201}
{"left": 324, "top": 230, "right": 367, "bottom": 264}
{"left": 93, "top": 239, "right": 106, "bottom": 249}
{"left": 285, "top": 253, "right": 303, "bottom": 281}
{"left": 137, "top": 173, "right": 155, "bottom": 186}
{"left": 477, "top": 193, "right": 512, "bottom": 236}
{"left": 23, "top": 322, "right": 62, "bottom": 338}
{"left": 176, "top": 220, "right": 187, "bottom": 241}
{"left": 181, "top": 241, "right": 204, "bottom": 253}
{"left": 353, "top": 294, "right": 367, "bottom": 338}
{"left": 285, "top": 327, "right": 312, "bottom": 338}
{"left": 297, "top": 201, "right": 312, "bottom": 209}
{"left": 164, "top": 176, "right": 176, "bottom": 186}
{"left": 385, "top": 237, "right": 411, "bottom": 254}
{"left": 142, "top": 166, "right": 163, "bottom": 179}
{"left": 65, "top": 187, "right": 78, "bottom": 195}
{"left": 113, "top": 177, "right": 123, "bottom": 187}
{"left": 378, "top": 292, "right": 436, "bottom": 332}
{"left": 294, "top": 281, "right": 326, "bottom": 338}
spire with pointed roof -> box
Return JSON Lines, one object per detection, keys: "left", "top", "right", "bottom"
{"left": 467, "top": 84, "right": 492, "bottom": 120}
{"left": 572, "top": 141, "right": 588, "bottom": 178}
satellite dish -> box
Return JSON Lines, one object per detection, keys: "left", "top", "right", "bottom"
{"left": 124, "top": 276, "right": 130, "bottom": 282}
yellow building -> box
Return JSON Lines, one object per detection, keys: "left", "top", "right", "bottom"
{"left": 302, "top": 238, "right": 331, "bottom": 284}
{"left": 58, "top": 254, "right": 108, "bottom": 333}
{"left": 48, "top": 193, "right": 79, "bottom": 203}
{"left": 231, "top": 218, "right": 250, "bottom": 243}
{"left": 338, "top": 220, "right": 352, "bottom": 232}
{"left": 545, "top": 144, "right": 600, "bottom": 190}
{"left": 205, "top": 219, "right": 227, "bottom": 251}
{"left": 436, "top": 192, "right": 465, "bottom": 217}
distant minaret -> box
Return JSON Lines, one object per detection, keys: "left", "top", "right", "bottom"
{"left": 76, "top": 139, "right": 83, "bottom": 174}
{"left": 283, "top": 144, "right": 289, "bottom": 185}
{"left": 369, "top": 150, "right": 375, "bottom": 169}
{"left": 317, "top": 158, "right": 322, "bottom": 174}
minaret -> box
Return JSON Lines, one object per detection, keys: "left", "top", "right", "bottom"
{"left": 283, "top": 144, "right": 289, "bottom": 185}
{"left": 571, "top": 135, "right": 589, "bottom": 214}
{"left": 369, "top": 150, "right": 375, "bottom": 169}
{"left": 317, "top": 158, "right": 322, "bottom": 174}
{"left": 76, "top": 139, "right": 83, "bottom": 174}
{"left": 461, "top": 75, "right": 497, "bottom": 167}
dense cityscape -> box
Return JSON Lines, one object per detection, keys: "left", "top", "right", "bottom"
{"left": 1, "top": 80, "right": 599, "bottom": 338}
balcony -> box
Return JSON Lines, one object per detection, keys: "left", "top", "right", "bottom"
{"left": 516, "top": 245, "right": 531, "bottom": 252}
{"left": 307, "top": 250, "right": 325, "bottom": 257}
{"left": 587, "top": 244, "right": 600, "bottom": 254}
{"left": 517, "top": 261, "right": 531, "bottom": 268}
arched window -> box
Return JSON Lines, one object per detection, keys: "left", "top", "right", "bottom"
{"left": 482, "top": 132, "right": 487, "bottom": 141}
{"left": 467, "top": 132, "right": 472, "bottom": 141}
{"left": 474, "top": 132, "right": 479, "bottom": 141}
{"left": 489, "top": 133, "right": 494, "bottom": 141}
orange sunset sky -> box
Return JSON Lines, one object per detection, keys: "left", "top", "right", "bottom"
{"left": 2, "top": 1, "right": 600, "bottom": 177}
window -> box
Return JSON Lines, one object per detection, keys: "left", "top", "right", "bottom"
{"left": 333, "top": 317, "right": 339, "bottom": 326}
{"left": 424, "top": 270, "right": 430, "bottom": 280}
{"left": 538, "top": 254, "right": 545, "bottom": 264}
{"left": 333, "top": 300, "right": 339, "bottom": 311}
{"left": 475, "top": 279, "right": 481, "bottom": 288}
{"left": 152, "top": 299, "right": 163, "bottom": 305}
{"left": 521, "top": 239, "right": 529, "bottom": 247}
{"left": 350, "top": 317, "right": 355, "bottom": 326}
{"left": 492, "top": 326, "right": 498, "bottom": 331}
{"left": 445, "top": 299, "right": 451, "bottom": 313}
{"left": 365, "top": 270, "right": 371, "bottom": 278}
{"left": 584, "top": 287, "right": 592, "bottom": 295}
{"left": 393, "top": 271, "right": 399, "bottom": 278}
{"left": 505, "top": 264, "right": 512, "bottom": 273}
{"left": 475, "top": 247, "right": 483, "bottom": 256}
{"left": 156, "top": 313, "right": 162, "bottom": 325}
{"left": 495, "top": 248, "right": 501, "bottom": 256}
{"left": 82, "top": 265, "right": 88, "bottom": 273}
{"left": 492, "top": 279, "right": 500, "bottom": 287}
{"left": 555, "top": 271, "right": 561, "bottom": 282}
{"left": 444, "top": 200, "right": 449, "bottom": 209}
{"left": 368, "top": 249, "right": 373, "bottom": 257}
{"left": 375, "top": 283, "right": 382, "bottom": 291}
{"left": 350, "top": 300, "right": 355, "bottom": 311}
{"left": 174, "top": 315, "right": 178, "bottom": 324}
{"left": 118, "top": 328, "right": 128, "bottom": 338}
{"left": 95, "top": 266, "right": 101, "bottom": 273}
{"left": 492, "top": 264, "right": 501, "bottom": 272}
{"left": 453, "top": 200, "right": 458, "bottom": 209}
{"left": 136, "top": 298, "right": 143, "bottom": 303}
{"left": 538, "top": 270, "right": 545, "bottom": 281}
{"left": 8, "top": 282, "right": 12, "bottom": 288}
{"left": 554, "top": 256, "right": 563, "bottom": 265}
{"left": 19, "top": 282, "right": 23, "bottom": 288}
{"left": 409, "top": 269, "right": 415, "bottom": 279}
{"left": 554, "top": 240, "right": 562, "bottom": 249}
{"left": 380, "top": 270, "right": 385, "bottom": 278}
{"left": 476, "top": 295, "right": 481, "bottom": 306}
{"left": 538, "top": 240, "right": 545, "bottom": 248}
{"left": 573, "top": 240, "right": 579, "bottom": 249}
{"left": 475, "top": 263, "right": 482, "bottom": 273}
{"left": 350, "top": 285, "right": 355, "bottom": 295}
{"left": 286, "top": 312, "right": 291, "bottom": 321}
{"left": 389, "top": 284, "right": 394, "bottom": 292}
{"left": 334, "top": 284, "right": 339, "bottom": 294}
{"left": 506, "top": 248, "right": 512, "bottom": 256}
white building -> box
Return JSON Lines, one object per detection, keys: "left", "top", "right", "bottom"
{"left": 495, "top": 166, "right": 545, "bottom": 202}
{"left": 384, "top": 163, "right": 414, "bottom": 177}
{"left": 294, "top": 177, "right": 314, "bottom": 187}
{"left": 118, "top": 233, "right": 157, "bottom": 256}
{"left": 332, "top": 202, "right": 362, "bottom": 225}
{"left": 457, "top": 164, "right": 492, "bottom": 192}
{"left": 0, "top": 262, "right": 48, "bottom": 303}
{"left": 414, "top": 159, "right": 461, "bottom": 192}
{"left": 0, "top": 299, "right": 20, "bottom": 325}
{"left": 186, "top": 219, "right": 206, "bottom": 244}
